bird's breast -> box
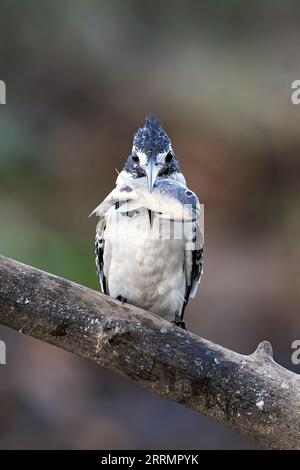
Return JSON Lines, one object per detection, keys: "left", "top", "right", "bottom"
{"left": 104, "top": 208, "right": 186, "bottom": 319}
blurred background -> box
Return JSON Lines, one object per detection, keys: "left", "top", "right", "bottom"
{"left": 0, "top": 0, "right": 299, "bottom": 450}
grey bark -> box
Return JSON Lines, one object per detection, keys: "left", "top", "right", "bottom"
{"left": 0, "top": 255, "right": 299, "bottom": 449}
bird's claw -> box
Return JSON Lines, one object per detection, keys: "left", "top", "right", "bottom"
{"left": 171, "top": 320, "right": 187, "bottom": 330}
{"left": 116, "top": 295, "right": 127, "bottom": 305}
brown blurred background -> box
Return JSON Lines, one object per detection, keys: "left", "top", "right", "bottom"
{"left": 0, "top": 0, "right": 299, "bottom": 449}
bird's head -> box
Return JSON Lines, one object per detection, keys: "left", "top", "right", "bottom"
{"left": 123, "top": 114, "right": 180, "bottom": 192}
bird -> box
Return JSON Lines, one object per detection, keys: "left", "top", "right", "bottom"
{"left": 93, "top": 114, "right": 203, "bottom": 329}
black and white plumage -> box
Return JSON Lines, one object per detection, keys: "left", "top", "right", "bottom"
{"left": 93, "top": 115, "right": 203, "bottom": 328}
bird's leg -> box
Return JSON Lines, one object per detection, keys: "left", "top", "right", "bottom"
{"left": 116, "top": 295, "right": 127, "bottom": 305}
{"left": 171, "top": 319, "right": 187, "bottom": 330}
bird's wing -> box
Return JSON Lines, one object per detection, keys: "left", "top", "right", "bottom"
{"left": 95, "top": 217, "right": 109, "bottom": 295}
{"left": 181, "top": 220, "right": 204, "bottom": 319}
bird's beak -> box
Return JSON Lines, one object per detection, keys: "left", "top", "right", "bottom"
{"left": 145, "top": 161, "right": 161, "bottom": 193}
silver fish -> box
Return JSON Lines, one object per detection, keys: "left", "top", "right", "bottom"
{"left": 91, "top": 175, "right": 200, "bottom": 221}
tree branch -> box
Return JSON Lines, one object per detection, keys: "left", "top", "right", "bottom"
{"left": 0, "top": 255, "right": 299, "bottom": 449}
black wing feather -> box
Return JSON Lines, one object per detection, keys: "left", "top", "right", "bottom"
{"left": 181, "top": 223, "right": 204, "bottom": 320}
{"left": 95, "top": 220, "right": 108, "bottom": 294}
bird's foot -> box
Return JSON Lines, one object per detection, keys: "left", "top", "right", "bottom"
{"left": 171, "top": 320, "right": 187, "bottom": 330}
{"left": 116, "top": 295, "right": 127, "bottom": 305}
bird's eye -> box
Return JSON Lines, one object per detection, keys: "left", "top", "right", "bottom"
{"left": 185, "top": 190, "right": 193, "bottom": 197}
{"left": 132, "top": 154, "right": 140, "bottom": 164}
{"left": 165, "top": 151, "right": 173, "bottom": 163}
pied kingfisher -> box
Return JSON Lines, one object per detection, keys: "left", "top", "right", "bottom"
{"left": 94, "top": 115, "right": 203, "bottom": 329}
